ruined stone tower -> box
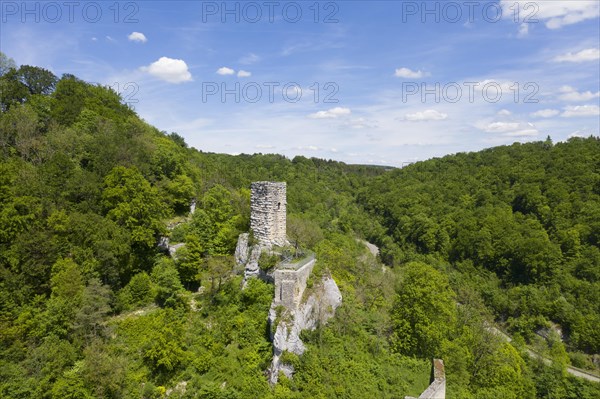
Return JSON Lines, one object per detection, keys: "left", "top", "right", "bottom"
{"left": 250, "top": 182, "right": 287, "bottom": 247}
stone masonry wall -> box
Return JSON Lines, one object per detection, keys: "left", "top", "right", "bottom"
{"left": 273, "top": 256, "right": 316, "bottom": 310}
{"left": 250, "top": 182, "right": 287, "bottom": 247}
{"left": 405, "top": 359, "right": 446, "bottom": 399}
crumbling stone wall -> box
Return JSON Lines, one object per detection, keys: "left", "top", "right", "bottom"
{"left": 250, "top": 182, "right": 287, "bottom": 247}
{"left": 273, "top": 255, "right": 316, "bottom": 310}
{"left": 405, "top": 359, "right": 446, "bottom": 399}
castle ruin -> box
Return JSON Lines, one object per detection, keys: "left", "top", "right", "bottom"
{"left": 236, "top": 181, "right": 342, "bottom": 385}
{"left": 250, "top": 182, "right": 287, "bottom": 247}
{"left": 273, "top": 254, "right": 316, "bottom": 310}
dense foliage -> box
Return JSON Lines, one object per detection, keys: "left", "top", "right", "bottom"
{"left": 358, "top": 136, "right": 600, "bottom": 396}
{"left": 1, "top": 57, "right": 598, "bottom": 398}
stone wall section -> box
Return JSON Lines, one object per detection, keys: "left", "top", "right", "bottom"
{"left": 405, "top": 359, "right": 446, "bottom": 399}
{"left": 273, "top": 256, "right": 316, "bottom": 310}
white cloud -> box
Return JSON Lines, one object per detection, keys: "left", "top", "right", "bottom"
{"left": 554, "top": 48, "right": 600, "bottom": 63}
{"left": 240, "top": 53, "right": 260, "bottom": 64}
{"left": 237, "top": 70, "right": 252, "bottom": 78}
{"left": 558, "top": 86, "right": 600, "bottom": 102}
{"left": 531, "top": 109, "right": 560, "bottom": 118}
{"left": 483, "top": 121, "right": 521, "bottom": 133}
{"left": 394, "top": 67, "right": 425, "bottom": 79}
{"left": 478, "top": 120, "right": 540, "bottom": 137}
{"left": 504, "top": 129, "right": 540, "bottom": 137}
{"left": 561, "top": 105, "right": 600, "bottom": 118}
{"left": 105, "top": 35, "right": 116, "bottom": 42}
{"left": 568, "top": 130, "right": 587, "bottom": 138}
{"left": 308, "top": 107, "right": 351, "bottom": 119}
{"left": 216, "top": 67, "right": 235, "bottom": 75}
{"left": 141, "top": 57, "right": 193, "bottom": 83}
{"left": 404, "top": 109, "right": 447, "bottom": 121}
{"left": 284, "top": 85, "right": 302, "bottom": 98}
{"left": 501, "top": 1, "right": 600, "bottom": 29}
{"left": 497, "top": 109, "right": 512, "bottom": 116}
{"left": 517, "top": 23, "right": 529, "bottom": 37}
{"left": 343, "top": 117, "right": 378, "bottom": 129}
{"left": 476, "top": 79, "right": 515, "bottom": 94}
{"left": 296, "top": 145, "right": 321, "bottom": 151}
{"left": 128, "top": 32, "right": 147, "bottom": 43}
{"left": 255, "top": 144, "right": 275, "bottom": 149}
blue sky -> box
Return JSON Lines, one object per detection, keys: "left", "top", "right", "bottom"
{"left": 2, "top": 0, "right": 599, "bottom": 166}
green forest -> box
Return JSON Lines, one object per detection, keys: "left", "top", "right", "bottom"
{"left": 1, "top": 58, "right": 599, "bottom": 398}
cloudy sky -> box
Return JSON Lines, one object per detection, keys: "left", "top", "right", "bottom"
{"left": 2, "top": 1, "right": 599, "bottom": 166}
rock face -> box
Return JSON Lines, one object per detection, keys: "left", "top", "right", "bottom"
{"left": 250, "top": 182, "right": 288, "bottom": 247}
{"left": 157, "top": 199, "right": 197, "bottom": 257}
{"left": 244, "top": 245, "right": 263, "bottom": 280}
{"left": 158, "top": 236, "right": 185, "bottom": 258}
{"left": 234, "top": 233, "right": 266, "bottom": 283}
{"left": 234, "top": 233, "right": 250, "bottom": 265}
{"left": 267, "top": 276, "right": 342, "bottom": 384}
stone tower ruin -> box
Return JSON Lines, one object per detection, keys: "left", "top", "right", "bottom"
{"left": 250, "top": 182, "right": 287, "bottom": 247}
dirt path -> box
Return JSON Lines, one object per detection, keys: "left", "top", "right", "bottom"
{"left": 488, "top": 325, "right": 600, "bottom": 383}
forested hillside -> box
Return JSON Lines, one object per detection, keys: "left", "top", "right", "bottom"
{"left": 1, "top": 60, "right": 599, "bottom": 398}
{"left": 358, "top": 137, "right": 600, "bottom": 393}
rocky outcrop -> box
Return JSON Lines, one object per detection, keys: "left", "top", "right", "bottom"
{"left": 235, "top": 233, "right": 250, "bottom": 265}
{"left": 158, "top": 199, "right": 197, "bottom": 257}
{"left": 267, "top": 276, "right": 342, "bottom": 384}
{"left": 244, "top": 246, "right": 263, "bottom": 281}
{"left": 234, "top": 233, "right": 266, "bottom": 284}
{"left": 158, "top": 237, "right": 185, "bottom": 257}
{"left": 234, "top": 242, "right": 342, "bottom": 385}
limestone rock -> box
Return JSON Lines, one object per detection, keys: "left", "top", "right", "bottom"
{"left": 244, "top": 245, "right": 263, "bottom": 280}
{"left": 158, "top": 236, "right": 170, "bottom": 252}
{"left": 235, "top": 233, "right": 249, "bottom": 265}
{"left": 268, "top": 276, "right": 342, "bottom": 384}
{"left": 235, "top": 233, "right": 267, "bottom": 285}
{"left": 158, "top": 236, "right": 185, "bottom": 258}
{"left": 169, "top": 243, "right": 185, "bottom": 257}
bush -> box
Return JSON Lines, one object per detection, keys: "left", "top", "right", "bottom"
{"left": 117, "top": 272, "right": 155, "bottom": 311}
{"left": 258, "top": 251, "right": 279, "bottom": 272}
{"left": 279, "top": 350, "right": 300, "bottom": 368}
{"left": 568, "top": 351, "right": 594, "bottom": 370}
{"left": 151, "top": 257, "right": 184, "bottom": 307}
